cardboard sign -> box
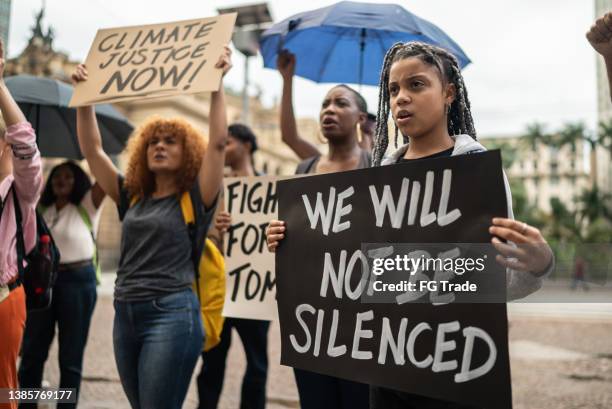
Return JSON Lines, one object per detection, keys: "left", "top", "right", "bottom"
{"left": 276, "top": 151, "right": 513, "bottom": 409}
{"left": 70, "top": 14, "right": 237, "bottom": 106}
{"left": 222, "top": 176, "right": 279, "bottom": 321}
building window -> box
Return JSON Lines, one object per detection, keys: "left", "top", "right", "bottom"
{"left": 549, "top": 146, "right": 559, "bottom": 159}
{"left": 550, "top": 162, "right": 558, "bottom": 174}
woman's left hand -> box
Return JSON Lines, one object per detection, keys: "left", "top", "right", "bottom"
{"left": 215, "top": 45, "right": 233, "bottom": 77}
{"left": 489, "top": 217, "right": 553, "bottom": 276}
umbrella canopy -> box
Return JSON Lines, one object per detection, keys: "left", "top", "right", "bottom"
{"left": 4, "top": 74, "right": 133, "bottom": 159}
{"left": 259, "top": 1, "right": 471, "bottom": 86}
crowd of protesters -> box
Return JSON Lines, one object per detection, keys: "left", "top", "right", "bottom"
{"left": 0, "top": 9, "right": 610, "bottom": 409}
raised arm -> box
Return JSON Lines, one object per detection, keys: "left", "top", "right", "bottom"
{"left": 0, "top": 39, "right": 42, "bottom": 204}
{"left": 277, "top": 51, "right": 320, "bottom": 160}
{"left": 587, "top": 12, "right": 612, "bottom": 103}
{"left": 0, "top": 41, "right": 26, "bottom": 127}
{"left": 72, "top": 65, "right": 120, "bottom": 203}
{"left": 199, "top": 46, "right": 232, "bottom": 209}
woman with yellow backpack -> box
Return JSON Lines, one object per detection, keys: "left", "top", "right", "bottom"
{"left": 70, "top": 46, "right": 232, "bottom": 409}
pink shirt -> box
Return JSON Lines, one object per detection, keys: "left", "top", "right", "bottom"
{"left": 0, "top": 122, "right": 42, "bottom": 285}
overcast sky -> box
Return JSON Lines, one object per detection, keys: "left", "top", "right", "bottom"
{"left": 8, "top": 0, "right": 602, "bottom": 136}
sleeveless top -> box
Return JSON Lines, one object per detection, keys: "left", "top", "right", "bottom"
{"left": 295, "top": 149, "right": 371, "bottom": 175}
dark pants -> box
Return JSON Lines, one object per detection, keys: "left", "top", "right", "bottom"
{"left": 197, "top": 318, "right": 269, "bottom": 409}
{"left": 18, "top": 263, "right": 97, "bottom": 409}
{"left": 113, "top": 289, "right": 204, "bottom": 409}
{"left": 294, "top": 368, "right": 369, "bottom": 409}
{"left": 370, "top": 386, "right": 481, "bottom": 409}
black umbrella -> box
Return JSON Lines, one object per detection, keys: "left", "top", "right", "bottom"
{"left": 4, "top": 74, "right": 133, "bottom": 159}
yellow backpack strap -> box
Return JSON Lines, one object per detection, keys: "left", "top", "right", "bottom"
{"left": 180, "top": 191, "right": 202, "bottom": 303}
{"left": 180, "top": 191, "right": 195, "bottom": 225}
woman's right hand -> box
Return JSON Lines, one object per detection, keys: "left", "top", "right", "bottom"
{"left": 266, "top": 219, "right": 286, "bottom": 252}
{"left": 276, "top": 50, "right": 296, "bottom": 81}
{"left": 71, "top": 64, "right": 89, "bottom": 85}
{"left": 214, "top": 211, "right": 232, "bottom": 233}
{"left": 215, "top": 45, "right": 233, "bottom": 78}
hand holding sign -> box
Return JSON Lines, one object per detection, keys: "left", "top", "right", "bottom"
{"left": 265, "top": 219, "right": 285, "bottom": 252}
{"left": 489, "top": 217, "right": 553, "bottom": 276}
{"left": 71, "top": 64, "right": 88, "bottom": 86}
{"left": 215, "top": 210, "right": 231, "bottom": 233}
{"left": 215, "top": 45, "right": 233, "bottom": 78}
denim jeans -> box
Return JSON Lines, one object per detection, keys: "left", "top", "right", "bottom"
{"left": 293, "top": 368, "right": 369, "bottom": 409}
{"left": 197, "top": 318, "right": 269, "bottom": 409}
{"left": 369, "top": 386, "right": 482, "bottom": 409}
{"left": 18, "top": 263, "right": 97, "bottom": 409}
{"left": 113, "top": 289, "right": 204, "bottom": 409}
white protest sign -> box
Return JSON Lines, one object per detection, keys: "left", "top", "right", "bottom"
{"left": 222, "top": 176, "right": 279, "bottom": 321}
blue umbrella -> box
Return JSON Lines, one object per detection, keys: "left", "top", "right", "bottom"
{"left": 4, "top": 74, "right": 133, "bottom": 159}
{"left": 259, "top": 1, "right": 470, "bottom": 86}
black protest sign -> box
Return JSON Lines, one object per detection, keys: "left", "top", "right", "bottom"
{"left": 223, "top": 176, "right": 278, "bottom": 320}
{"left": 70, "top": 14, "right": 236, "bottom": 106}
{"left": 276, "top": 151, "right": 512, "bottom": 409}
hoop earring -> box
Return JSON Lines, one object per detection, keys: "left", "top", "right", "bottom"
{"left": 317, "top": 130, "right": 328, "bottom": 144}
{"left": 356, "top": 123, "right": 363, "bottom": 143}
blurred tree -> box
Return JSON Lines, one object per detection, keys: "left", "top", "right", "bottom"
{"left": 523, "top": 122, "right": 548, "bottom": 151}
{"left": 576, "top": 186, "right": 612, "bottom": 225}
{"left": 598, "top": 118, "right": 612, "bottom": 152}
{"left": 482, "top": 139, "right": 517, "bottom": 169}
{"left": 544, "top": 197, "right": 580, "bottom": 242}
{"left": 509, "top": 179, "right": 543, "bottom": 228}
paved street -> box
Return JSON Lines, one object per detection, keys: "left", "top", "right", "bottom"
{"left": 30, "top": 275, "right": 612, "bottom": 409}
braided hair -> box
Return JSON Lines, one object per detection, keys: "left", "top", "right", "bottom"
{"left": 371, "top": 41, "right": 476, "bottom": 166}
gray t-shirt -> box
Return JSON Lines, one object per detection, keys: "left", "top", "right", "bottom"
{"left": 115, "top": 176, "right": 216, "bottom": 301}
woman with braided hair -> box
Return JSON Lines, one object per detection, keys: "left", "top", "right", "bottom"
{"left": 370, "top": 41, "right": 475, "bottom": 167}
{"left": 267, "top": 40, "right": 554, "bottom": 408}
{"left": 368, "top": 41, "right": 554, "bottom": 408}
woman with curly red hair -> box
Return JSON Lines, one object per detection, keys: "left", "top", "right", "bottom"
{"left": 71, "top": 47, "right": 232, "bottom": 409}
